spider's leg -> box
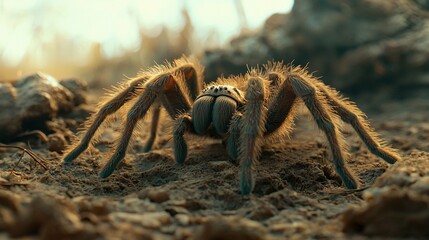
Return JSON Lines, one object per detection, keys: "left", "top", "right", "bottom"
{"left": 63, "top": 75, "right": 149, "bottom": 163}
{"left": 264, "top": 72, "right": 297, "bottom": 135}
{"left": 288, "top": 74, "right": 359, "bottom": 189}
{"left": 143, "top": 105, "right": 161, "bottom": 152}
{"left": 175, "top": 62, "right": 203, "bottom": 101}
{"left": 141, "top": 59, "right": 202, "bottom": 152}
{"left": 318, "top": 85, "right": 400, "bottom": 164}
{"left": 99, "top": 74, "right": 191, "bottom": 178}
{"left": 173, "top": 113, "right": 193, "bottom": 164}
{"left": 226, "top": 112, "right": 242, "bottom": 163}
{"left": 239, "top": 75, "right": 268, "bottom": 195}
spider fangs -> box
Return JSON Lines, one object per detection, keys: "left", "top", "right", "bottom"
{"left": 63, "top": 56, "right": 401, "bottom": 195}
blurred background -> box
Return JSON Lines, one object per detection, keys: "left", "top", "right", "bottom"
{"left": 0, "top": 0, "right": 293, "bottom": 84}
{"left": 1, "top": 0, "right": 429, "bottom": 100}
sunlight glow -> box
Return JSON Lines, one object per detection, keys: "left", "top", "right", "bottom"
{"left": 0, "top": 0, "right": 293, "bottom": 68}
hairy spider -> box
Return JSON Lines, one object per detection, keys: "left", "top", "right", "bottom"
{"left": 63, "top": 56, "right": 400, "bottom": 195}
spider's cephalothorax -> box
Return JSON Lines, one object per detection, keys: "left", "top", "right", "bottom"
{"left": 192, "top": 84, "right": 245, "bottom": 136}
{"left": 63, "top": 56, "right": 401, "bottom": 195}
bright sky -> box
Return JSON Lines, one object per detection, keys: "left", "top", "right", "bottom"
{"left": 0, "top": 0, "right": 293, "bottom": 67}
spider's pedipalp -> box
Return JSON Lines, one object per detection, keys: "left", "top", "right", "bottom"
{"left": 173, "top": 113, "right": 193, "bottom": 164}
{"left": 212, "top": 96, "right": 237, "bottom": 135}
{"left": 192, "top": 96, "right": 215, "bottom": 134}
{"left": 288, "top": 72, "right": 359, "bottom": 189}
{"left": 63, "top": 75, "right": 149, "bottom": 163}
{"left": 239, "top": 75, "right": 268, "bottom": 195}
{"left": 318, "top": 85, "right": 401, "bottom": 164}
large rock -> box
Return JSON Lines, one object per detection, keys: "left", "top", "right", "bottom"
{"left": 203, "top": 0, "right": 429, "bottom": 99}
{"left": 0, "top": 73, "right": 86, "bottom": 141}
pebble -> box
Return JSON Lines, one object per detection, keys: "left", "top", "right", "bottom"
{"left": 194, "top": 217, "right": 268, "bottom": 240}
{"left": 411, "top": 176, "right": 429, "bottom": 195}
{"left": 145, "top": 188, "right": 170, "bottom": 203}
{"left": 110, "top": 211, "right": 171, "bottom": 229}
{"left": 175, "top": 213, "right": 191, "bottom": 226}
{"left": 48, "top": 133, "right": 67, "bottom": 153}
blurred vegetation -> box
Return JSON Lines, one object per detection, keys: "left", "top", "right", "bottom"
{"left": 0, "top": 9, "right": 207, "bottom": 86}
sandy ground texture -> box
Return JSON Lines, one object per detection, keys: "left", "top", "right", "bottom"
{"left": 0, "top": 93, "right": 428, "bottom": 239}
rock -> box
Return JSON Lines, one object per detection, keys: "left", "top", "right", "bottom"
{"left": 8, "top": 195, "right": 85, "bottom": 239}
{"left": 15, "top": 73, "right": 74, "bottom": 117}
{"left": 0, "top": 83, "right": 21, "bottom": 137}
{"left": 48, "top": 133, "right": 67, "bottom": 153}
{"left": 164, "top": 206, "right": 189, "bottom": 216}
{"left": 167, "top": 198, "right": 207, "bottom": 210}
{"left": 342, "top": 188, "right": 429, "bottom": 238}
{"left": 60, "top": 78, "right": 88, "bottom": 106}
{"left": 0, "top": 190, "right": 20, "bottom": 231}
{"left": 343, "top": 153, "right": 429, "bottom": 238}
{"left": 175, "top": 213, "right": 192, "bottom": 226}
{"left": 247, "top": 202, "right": 278, "bottom": 221}
{"left": 203, "top": 0, "right": 429, "bottom": 101}
{"left": 109, "top": 211, "right": 171, "bottom": 229}
{"left": 0, "top": 73, "right": 87, "bottom": 141}
{"left": 411, "top": 176, "right": 429, "bottom": 195}
{"left": 194, "top": 217, "right": 268, "bottom": 240}
{"left": 141, "top": 188, "right": 170, "bottom": 203}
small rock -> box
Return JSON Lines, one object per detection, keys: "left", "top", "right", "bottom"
{"left": 343, "top": 188, "right": 429, "bottom": 238}
{"left": 270, "top": 223, "right": 290, "bottom": 233}
{"left": 411, "top": 176, "right": 429, "bottom": 195}
{"left": 60, "top": 78, "right": 88, "bottom": 106}
{"left": 175, "top": 214, "right": 191, "bottom": 226}
{"left": 247, "top": 202, "right": 278, "bottom": 221}
{"left": 175, "top": 227, "right": 193, "bottom": 239}
{"left": 165, "top": 206, "right": 189, "bottom": 216}
{"left": 209, "top": 161, "right": 231, "bottom": 171}
{"left": 48, "top": 133, "right": 67, "bottom": 153}
{"left": 9, "top": 195, "right": 83, "bottom": 239}
{"left": 110, "top": 211, "right": 171, "bottom": 229}
{"left": 194, "top": 217, "right": 268, "bottom": 240}
{"left": 143, "top": 188, "right": 170, "bottom": 203}
{"left": 0, "top": 190, "right": 20, "bottom": 231}
{"left": 0, "top": 83, "right": 20, "bottom": 137}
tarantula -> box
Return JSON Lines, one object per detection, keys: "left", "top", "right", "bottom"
{"left": 63, "top": 56, "right": 400, "bottom": 195}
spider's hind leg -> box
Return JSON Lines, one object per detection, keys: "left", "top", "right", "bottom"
{"left": 318, "top": 85, "right": 400, "bottom": 164}
{"left": 288, "top": 71, "right": 359, "bottom": 189}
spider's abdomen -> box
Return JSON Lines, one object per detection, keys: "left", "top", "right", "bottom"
{"left": 192, "top": 85, "right": 244, "bottom": 135}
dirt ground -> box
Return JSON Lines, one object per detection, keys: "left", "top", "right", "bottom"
{"left": 0, "top": 90, "right": 428, "bottom": 239}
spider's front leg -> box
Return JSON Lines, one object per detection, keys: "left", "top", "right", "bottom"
{"left": 239, "top": 74, "right": 268, "bottom": 195}
{"left": 63, "top": 75, "right": 150, "bottom": 163}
